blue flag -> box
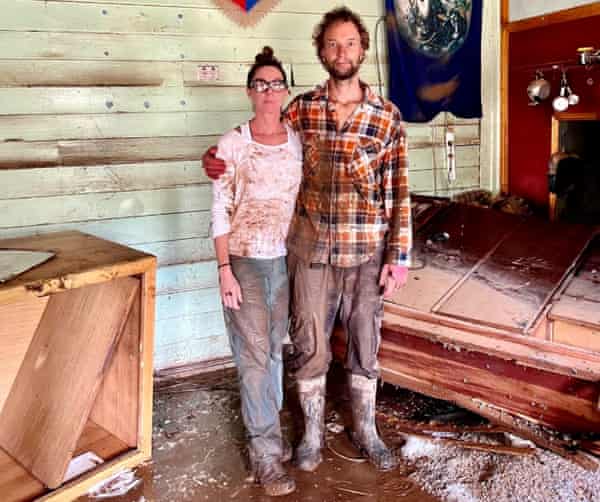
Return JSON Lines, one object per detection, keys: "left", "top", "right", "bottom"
{"left": 385, "top": 0, "right": 482, "bottom": 122}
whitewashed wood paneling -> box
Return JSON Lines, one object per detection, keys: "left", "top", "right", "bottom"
{"left": 0, "top": 0, "right": 483, "bottom": 370}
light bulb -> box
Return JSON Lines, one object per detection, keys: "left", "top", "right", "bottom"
{"left": 568, "top": 93, "right": 580, "bottom": 105}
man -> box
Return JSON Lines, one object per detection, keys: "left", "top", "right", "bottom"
{"left": 204, "top": 7, "right": 411, "bottom": 472}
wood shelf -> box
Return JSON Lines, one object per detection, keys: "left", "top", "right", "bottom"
{"left": 0, "top": 231, "right": 156, "bottom": 501}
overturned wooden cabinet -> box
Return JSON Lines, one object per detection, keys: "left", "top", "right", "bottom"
{"left": 334, "top": 197, "right": 600, "bottom": 459}
{"left": 0, "top": 231, "right": 156, "bottom": 501}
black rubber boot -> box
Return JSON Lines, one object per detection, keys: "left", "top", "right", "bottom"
{"left": 349, "top": 374, "right": 398, "bottom": 471}
{"left": 294, "top": 375, "right": 326, "bottom": 472}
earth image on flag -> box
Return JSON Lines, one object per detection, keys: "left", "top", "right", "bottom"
{"left": 393, "top": 0, "right": 472, "bottom": 57}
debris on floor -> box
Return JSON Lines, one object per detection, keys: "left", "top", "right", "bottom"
{"left": 87, "top": 469, "right": 141, "bottom": 499}
{"left": 78, "top": 365, "right": 600, "bottom": 501}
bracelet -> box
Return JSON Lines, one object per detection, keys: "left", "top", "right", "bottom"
{"left": 218, "top": 263, "right": 231, "bottom": 270}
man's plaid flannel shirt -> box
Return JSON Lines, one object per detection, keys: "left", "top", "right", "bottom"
{"left": 283, "top": 81, "right": 412, "bottom": 268}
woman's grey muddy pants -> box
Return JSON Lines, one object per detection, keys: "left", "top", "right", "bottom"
{"left": 224, "top": 255, "right": 289, "bottom": 460}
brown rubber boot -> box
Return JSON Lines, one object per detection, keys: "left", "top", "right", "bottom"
{"left": 250, "top": 451, "right": 296, "bottom": 497}
{"left": 294, "top": 375, "right": 326, "bottom": 472}
{"left": 349, "top": 374, "right": 398, "bottom": 471}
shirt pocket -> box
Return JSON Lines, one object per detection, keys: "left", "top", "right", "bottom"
{"left": 301, "top": 132, "right": 322, "bottom": 179}
{"left": 348, "top": 137, "right": 384, "bottom": 208}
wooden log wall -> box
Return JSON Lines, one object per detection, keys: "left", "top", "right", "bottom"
{"left": 0, "top": 0, "right": 482, "bottom": 370}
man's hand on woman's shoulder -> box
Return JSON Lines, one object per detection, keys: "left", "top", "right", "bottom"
{"left": 202, "top": 145, "right": 226, "bottom": 180}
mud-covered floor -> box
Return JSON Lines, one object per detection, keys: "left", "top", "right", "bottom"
{"left": 78, "top": 364, "right": 600, "bottom": 502}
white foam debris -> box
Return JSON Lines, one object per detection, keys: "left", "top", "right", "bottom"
{"left": 444, "top": 483, "right": 479, "bottom": 502}
{"left": 401, "top": 435, "right": 441, "bottom": 460}
{"left": 87, "top": 469, "right": 141, "bottom": 498}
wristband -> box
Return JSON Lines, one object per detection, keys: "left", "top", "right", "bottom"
{"left": 218, "top": 263, "right": 231, "bottom": 270}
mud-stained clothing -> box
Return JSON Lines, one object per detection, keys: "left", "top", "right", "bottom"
{"left": 211, "top": 122, "right": 302, "bottom": 461}
{"left": 286, "top": 249, "right": 385, "bottom": 380}
{"left": 224, "top": 256, "right": 289, "bottom": 459}
{"left": 211, "top": 122, "right": 303, "bottom": 257}
{"left": 284, "top": 81, "right": 412, "bottom": 268}
{"left": 280, "top": 81, "right": 411, "bottom": 380}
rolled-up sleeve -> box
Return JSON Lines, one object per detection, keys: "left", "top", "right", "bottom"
{"left": 211, "top": 133, "right": 237, "bottom": 238}
{"left": 382, "top": 123, "right": 412, "bottom": 266}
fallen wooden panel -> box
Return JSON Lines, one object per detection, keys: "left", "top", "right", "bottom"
{"left": 383, "top": 308, "right": 600, "bottom": 381}
{"left": 391, "top": 203, "right": 519, "bottom": 312}
{"left": 0, "top": 250, "right": 55, "bottom": 283}
{"left": 437, "top": 219, "right": 593, "bottom": 331}
{"left": 0, "top": 277, "right": 139, "bottom": 488}
{"left": 379, "top": 328, "right": 600, "bottom": 433}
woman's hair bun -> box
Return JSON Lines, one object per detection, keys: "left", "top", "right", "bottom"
{"left": 255, "top": 46, "right": 275, "bottom": 63}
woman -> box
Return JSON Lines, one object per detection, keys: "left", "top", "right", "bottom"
{"left": 211, "top": 46, "right": 302, "bottom": 497}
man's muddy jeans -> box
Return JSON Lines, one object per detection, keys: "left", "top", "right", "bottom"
{"left": 224, "top": 256, "right": 289, "bottom": 459}
{"left": 286, "top": 249, "right": 384, "bottom": 380}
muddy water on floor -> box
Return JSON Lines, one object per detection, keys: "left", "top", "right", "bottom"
{"left": 78, "top": 367, "right": 438, "bottom": 502}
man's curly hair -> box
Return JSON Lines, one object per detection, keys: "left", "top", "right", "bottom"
{"left": 313, "top": 7, "right": 370, "bottom": 60}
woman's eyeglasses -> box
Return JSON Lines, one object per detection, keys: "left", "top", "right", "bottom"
{"left": 249, "top": 79, "right": 288, "bottom": 93}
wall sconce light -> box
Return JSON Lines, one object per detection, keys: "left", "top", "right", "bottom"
{"left": 577, "top": 46, "right": 600, "bottom": 65}
{"left": 527, "top": 71, "right": 551, "bottom": 106}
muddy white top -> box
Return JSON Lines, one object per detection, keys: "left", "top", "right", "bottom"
{"left": 211, "top": 122, "right": 303, "bottom": 258}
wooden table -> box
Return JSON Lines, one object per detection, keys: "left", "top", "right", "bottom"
{"left": 0, "top": 231, "right": 156, "bottom": 501}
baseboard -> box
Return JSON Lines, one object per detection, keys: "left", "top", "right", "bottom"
{"left": 153, "top": 356, "right": 235, "bottom": 383}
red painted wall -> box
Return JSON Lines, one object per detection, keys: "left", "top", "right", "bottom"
{"left": 508, "top": 16, "right": 600, "bottom": 209}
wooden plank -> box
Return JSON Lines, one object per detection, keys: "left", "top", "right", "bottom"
{"left": 156, "top": 261, "right": 218, "bottom": 294}
{"left": 0, "top": 185, "right": 212, "bottom": 229}
{"left": 156, "top": 288, "right": 222, "bottom": 321}
{"left": 0, "top": 277, "right": 139, "bottom": 488}
{"left": 0, "top": 136, "right": 218, "bottom": 169}
{"left": 0, "top": 161, "right": 209, "bottom": 199}
{"left": 0, "top": 231, "right": 153, "bottom": 303}
{"left": 0, "top": 296, "right": 49, "bottom": 414}
{"left": 0, "top": 86, "right": 250, "bottom": 116}
{"left": 4, "top": 2, "right": 380, "bottom": 37}
{"left": 390, "top": 204, "right": 520, "bottom": 311}
{"left": 553, "top": 320, "right": 600, "bottom": 352}
{"left": 0, "top": 447, "right": 45, "bottom": 502}
{"left": 136, "top": 237, "right": 215, "bottom": 266}
{"left": 550, "top": 296, "right": 600, "bottom": 329}
{"left": 139, "top": 267, "right": 156, "bottom": 459}
{"left": 73, "top": 421, "right": 129, "bottom": 461}
{"left": 90, "top": 298, "right": 140, "bottom": 448}
{"left": 0, "top": 31, "right": 385, "bottom": 65}
{"left": 154, "top": 333, "right": 230, "bottom": 370}
{"left": 0, "top": 60, "right": 182, "bottom": 87}
{"left": 383, "top": 309, "right": 600, "bottom": 381}
{"left": 388, "top": 266, "right": 462, "bottom": 312}
{"left": 0, "top": 111, "right": 250, "bottom": 142}
{"left": 438, "top": 219, "right": 594, "bottom": 331}
{"left": 378, "top": 329, "right": 600, "bottom": 432}
{"left": 155, "top": 310, "right": 225, "bottom": 346}
{"left": 0, "top": 213, "right": 210, "bottom": 248}
{"left": 564, "top": 276, "right": 600, "bottom": 303}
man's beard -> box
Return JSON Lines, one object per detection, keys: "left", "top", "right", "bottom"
{"left": 322, "top": 57, "right": 362, "bottom": 81}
